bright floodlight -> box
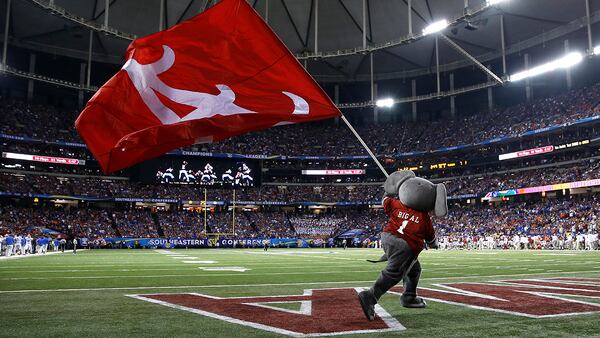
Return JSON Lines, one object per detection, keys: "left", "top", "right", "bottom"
{"left": 594, "top": 45, "right": 600, "bottom": 55}
{"left": 487, "top": 0, "right": 507, "bottom": 5}
{"left": 376, "top": 98, "right": 395, "bottom": 108}
{"left": 422, "top": 19, "right": 448, "bottom": 36}
{"left": 509, "top": 52, "right": 583, "bottom": 82}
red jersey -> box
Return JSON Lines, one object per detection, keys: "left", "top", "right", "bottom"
{"left": 382, "top": 197, "right": 435, "bottom": 255}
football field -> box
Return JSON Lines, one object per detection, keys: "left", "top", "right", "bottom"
{"left": 1, "top": 248, "right": 599, "bottom": 337}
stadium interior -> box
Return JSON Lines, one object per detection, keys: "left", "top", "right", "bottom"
{"left": 1, "top": 0, "right": 599, "bottom": 337}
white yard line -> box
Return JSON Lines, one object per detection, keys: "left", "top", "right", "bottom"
{"left": 0, "top": 250, "right": 86, "bottom": 261}
{"left": 0, "top": 271, "right": 599, "bottom": 294}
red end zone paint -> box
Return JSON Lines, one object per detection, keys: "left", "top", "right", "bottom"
{"left": 128, "top": 278, "right": 599, "bottom": 335}
{"left": 390, "top": 277, "right": 600, "bottom": 318}
{"left": 128, "top": 288, "right": 405, "bottom": 337}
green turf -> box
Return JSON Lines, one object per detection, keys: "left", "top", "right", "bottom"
{"left": 0, "top": 249, "right": 599, "bottom": 337}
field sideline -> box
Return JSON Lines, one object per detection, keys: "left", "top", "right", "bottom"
{"left": 0, "top": 248, "right": 599, "bottom": 337}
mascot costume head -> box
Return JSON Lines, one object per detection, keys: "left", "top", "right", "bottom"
{"left": 383, "top": 170, "right": 447, "bottom": 217}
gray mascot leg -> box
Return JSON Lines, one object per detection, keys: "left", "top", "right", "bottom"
{"left": 358, "top": 233, "right": 415, "bottom": 320}
{"left": 400, "top": 260, "right": 427, "bottom": 308}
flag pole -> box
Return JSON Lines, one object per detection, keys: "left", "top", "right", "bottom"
{"left": 340, "top": 114, "right": 389, "bottom": 178}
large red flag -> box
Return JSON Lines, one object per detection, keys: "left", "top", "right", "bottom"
{"left": 75, "top": 0, "right": 341, "bottom": 173}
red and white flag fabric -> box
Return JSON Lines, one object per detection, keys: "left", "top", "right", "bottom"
{"left": 75, "top": 0, "right": 341, "bottom": 173}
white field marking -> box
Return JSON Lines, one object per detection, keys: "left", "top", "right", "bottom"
{"left": 199, "top": 267, "right": 250, "bottom": 272}
{"left": 0, "top": 262, "right": 380, "bottom": 273}
{"left": 244, "top": 290, "right": 313, "bottom": 316}
{"left": 3, "top": 267, "right": 600, "bottom": 281}
{"left": 534, "top": 253, "right": 577, "bottom": 256}
{"left": 0, "top": 250, "right": 85, "bottom": 260}
{"left": 244, "top": 251, "right": 366, "bottom": 262}
{"left": 491, "top": 279, "right": 600, "bottom": 293}
{"left": 295, "top": 255, "right": 365, "bottom": 262}
{"left": 1, "top": 281, "right": 377, "bottom": 294}
{"left": 244, "top": 251, "right": 338, "bottom": 255}
{"left": 182, "top": 261, "right": 217, "bottom": 264}
{"left": 127, "top": 294, "right": 303, "bottom": 337}
{"left": 0, "top": 262, "right": 374, "bottom": 273}
{"left": 0, "top": 269, "right": 382, "bottom": 281}
{"left": 511, "top": 292, "right": 600, "bottom": 317}
{"left": 388, "top": 280, "right": 600, "bottom": 318}
{"left": 465, "top": 252, "right": 498, "bottom": 255}
{"left": 543, "top": 278, "right": 600, "bottom": 286}
{"left": 1, "top": 271, "right": 600, "bottom": 294}
{"left": 353, "top": 287, "right": 406, "bottom": 333}
{"left": 151, "top": 288, "right": 402, "bottom": 333}
{"left": 0, "top": 258, "right": 600, "bottom": 273}
{"left": 393, "top": 293, "right": 600, "bottom": 319}
{"left": 428, "top": 283, "right": 508, "bottom": 301}
{"left": 426, "top": 263, "right": 470, "bottom": 267}
{"left": 0, "top": 268, "right": 209, "bottom": 274}
{"left": 245, "top": 301, "right": 312, "bottom": 316}
{"left": 127, "top": 289, "right": 406, "bottom": 337}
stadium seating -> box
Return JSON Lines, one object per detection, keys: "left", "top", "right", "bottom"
{"left": 1, "top": 81, "right": 599, "bottom": 156}
{"left": 0, "top": 79, "right": 599, "bottom": 252}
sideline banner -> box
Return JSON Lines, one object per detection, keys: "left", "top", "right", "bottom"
{"left": 102, "top": 237, "right": 317, "bottom": 248}
{"left": 105, "top": 238, "right": 208, "bottom": 248}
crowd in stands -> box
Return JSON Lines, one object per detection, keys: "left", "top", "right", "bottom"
{"left": 111, "top": 210, "right": 157, "bottom": 238}
{"left": 0, "top": 206, "right": 115, "bottom": 239}
{"left": 289, "top": 215, "right": 346, "bottom": 237}
{"left": 0, "top": 172, "right": 382, "bottom": 201}
{"left": 1, "top": 79, "right": 600, "bottom": 252}
{"left": 2, "top": 81, "right": 599, "bottom": 157}
{"left": 176, "top": 81, "right": 600, "bottom": 155}
{"left": 0, "top": 192, "right": 598, "bottom": 250}
{"left": 438, "top": 195, "right": 599, "bottom": 250}
{"left": 0, "top": 99, "right": 80, "bottom": 143}
{"left": 446, "top": 159, "right": 600, "bottom": 195}
{"left": 1, "top": 158, "right": 597, "bottom": 202}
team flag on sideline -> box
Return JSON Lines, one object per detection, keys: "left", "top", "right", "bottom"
{"left": 75, "top": 0, "right": 341, "bottom": 173}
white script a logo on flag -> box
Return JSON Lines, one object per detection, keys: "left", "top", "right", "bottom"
{"left": 123, "top": 45, "right": 310, "bottom": 125}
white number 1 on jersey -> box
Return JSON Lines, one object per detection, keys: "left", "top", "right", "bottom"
{"left": 398, "top": 220, "right": 408, "bottom": 235}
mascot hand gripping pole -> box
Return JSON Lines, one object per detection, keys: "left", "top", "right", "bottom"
{"left": 358, "top": 170, "right": 448, "bottom": 321}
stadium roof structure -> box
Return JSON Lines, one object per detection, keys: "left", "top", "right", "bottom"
{"left": 5, "top": 0, "right": 600, "bottom": 86}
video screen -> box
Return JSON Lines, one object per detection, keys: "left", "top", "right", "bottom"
{"left": 137, "top": 156, "right": 260, "bottom": 187}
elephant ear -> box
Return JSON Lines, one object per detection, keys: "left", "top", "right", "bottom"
{"left": 434, "top": 183, "right": 448, "bottom": 217}
{"left": 384, "top": 170, "right": 416, "bottom": 196}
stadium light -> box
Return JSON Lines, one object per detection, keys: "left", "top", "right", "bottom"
{"left": 422, "top": 19, "right": 449, "bottom": 36}
{"left": 376, "top": 98, "right": 395, "bottom": 108}
{"left": 594, "top": 45, "right": 600, "bottom": 55}
{"left": 508, "top": 52, "right": 583, "bottom": 82}
{"left": 486, "top": 0, "right": 508, "bottom": 5}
